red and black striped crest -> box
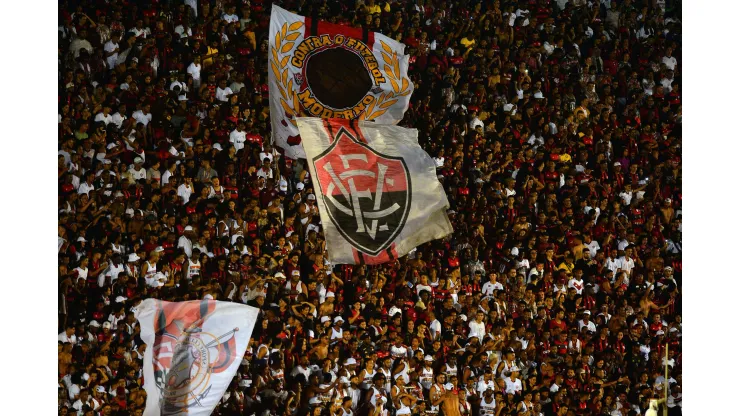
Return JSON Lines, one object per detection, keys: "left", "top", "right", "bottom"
{"left": 313, "top": 120, "right": 411, "bottom": 257}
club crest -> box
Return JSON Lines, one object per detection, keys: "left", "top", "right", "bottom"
{"left": 312, "top": 126, "right": 411, "bottom": 256}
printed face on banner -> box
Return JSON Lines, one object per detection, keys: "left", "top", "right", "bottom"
{"left": 151, "top": 300, "right": 240, "bottom": 415}
{"left": 312, "top": 126, "right": 411, "bottom": 256}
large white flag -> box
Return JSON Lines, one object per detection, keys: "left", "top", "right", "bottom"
{"left": 269, "top": 5, "right": 413, "bottom": 160}
{"left": 296, "top": 117, "right": 453, "bottom": 265}
{"left": 135, "top": 299, "right": 259, "bottom": 416}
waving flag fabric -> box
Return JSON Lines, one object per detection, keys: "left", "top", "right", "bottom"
{"left": 135, "top": 299, "right": 258, "bottom": 416}
{"left": 269, "top": 5, "right": 413, "bottom": 160}
{"left": 296, "top": 117, "right": 452, "bottom": 265}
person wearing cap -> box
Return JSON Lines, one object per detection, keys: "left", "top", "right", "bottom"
{"left": 123, "top": 252, "right": 140, "bottom": 280}
{"left": 299, "top": 193, "right": 319, "bottom": 226}
{"left": 338, "top": 357, "right": 358, "bottom": 380}
{"left": 284, "top": 268, "right": 307, "bottom": 298}
{"left": 177, "top": 225, "right": 194, "bottom": 258}
{"left": 128, "top": 157, "right": 146, "bottom": 181}
{"left": 503, "top": 366, "right": 523, "bottom": 396}
{"left": 577, "top": 310, "right": 597, "bottom": 334}
{"left": 330, "top": 316, "right": 345, "bottom": 340}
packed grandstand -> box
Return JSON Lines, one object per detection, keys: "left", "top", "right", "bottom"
{"left": 58, "top": 1, "right": 682, "bottom": 415}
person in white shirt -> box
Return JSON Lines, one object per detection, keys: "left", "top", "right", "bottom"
{"left": 100, "top": 255, "right": 124, "bottom": 287}
{"left": 504, "top": 369, "right": 523, "bottom": 395}
{"left": 416, "top": 278, "right": 432, "bottom": 295}
{"left": 433, "top": 149, "right": 445, "bottom": 168}
{"left": 618, "top": 247, "right": 636, "bottom": 276}
{"left": 132, "top": 104, "right": 153, "bottom": 126}
{"left": 230, "top": 73, "right": 246, "bottom": 93}
{"left": 216, "top": 79, "right": 234, "bottom": 102}
{"left": 481, "top": 273, "right": 504, "bottom": 297}
{"left": 616, "top": 234, "right": 632, "bottom": 251}
{"left": 187, "top": 56, "right": 202, "bottom": 89}
{"left": 604, "top": 249, "right": 621, "bottom": 275}
{"left": 170, "top": 78, "right": 186, "bottom": 92}
{"left": 178, "top": 226, "right": 195, "bottom": 258}
{"left": 259, "top": 144, "right": 276, "bottom": 164}
{"left": 468, "top": 311, "right": 486, "bottom": 339}
{"left": 185, "top": 0, "right": 198, "bottom": 16}
{"left": 129, "top": 19, "right": 150, "bottom": 38}
{"left": 177, "top": 177, "right": 195, "bottom": 204}
{"left": 527, "top": 262, "right": 545, "bottom": 284}
{"left": 256, "top": 160, "right": 274, "bottom": 180}
{"left": 660, "top": 71, "right": 674, "bottom": 93}
{"left": 103, "top": 33, "right": 121, "bottom": 69}
{"left": 161, "top": 162, "right": 176, "bottom": 186}
{"left": 78, "top": 171, "right": 96, "bottom": 195}
{"left": 229, "top": 121, "right": 247, "bottom": 152}
{"left": 291, "top": 355, "right": 312, "bottom": 381}
{"left": 388, "top": 299, "right": 403, "bottom": 318}
{"left": 108, "top": 305, "right": 126, "bottom": 330}
{"left": 662, "top": 47, "right": 677, "bottom": 71}
{"left": 111, "top": 104, "right": 127, "bottom": 128}
{"left": 469, "top": 115, "right": 484, "bottom": 130}
{"left": 577, "top": 311, "right": 597, "bottom": 333}
{"left": 619, "top": 184, "right": 634, "bottom": 205}
{"left": 128, "top": 157, "right": 146, "bottom": 181}
{"left": 94, "top": 105, "right": 113, "bottom": 125}
{"left": 428, "top": 310, "right": 442, "bottom": 341}
{"left": 583, "top": 234, "right": 600, "bottom": 255}
{"left": 389, "top": 339, "right": 408, "bottom": 358}
{"left": 58, "top": 326, "right": 78, "bottom": 344}
{"left": 175, "top": 22, "right": 193, "bottom": 40}
{"left": 72, "top": 389, "right": 100, "bottom": 414}
{"left": 222, "top": 6, "right": 239, "bottom": 23}
{"left": 476, "top": 371, "right": 497, "bottom": 395}
{"left": 567, "top": 276, "right": 585, "bottom": 295}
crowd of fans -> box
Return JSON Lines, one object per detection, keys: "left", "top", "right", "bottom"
{"left": 58, "top": 0, "right": 682, "bottom": 415}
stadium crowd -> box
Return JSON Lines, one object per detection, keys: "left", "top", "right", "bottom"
{"left": 58, "top": 0, "right": 682, "bottom": 415}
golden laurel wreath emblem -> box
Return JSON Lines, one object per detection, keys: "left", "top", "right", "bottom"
{"left": 362, "top": 40, "right": 412, "bottom": 121}
{"left": 271, "top": 23, "right": 412, "bottom": 123}
{"left": 271, "top": 21, "right": 304, "bottom": 128}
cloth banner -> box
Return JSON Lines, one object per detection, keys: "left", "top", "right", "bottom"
{"left": 135, "top": 299, "right": 259, "bottom": 415}
{"left": 296, "top": 117, "right": 453, "bottom": 265}
{"left": 269, "top": 5, "right": 413, "bottom": 160}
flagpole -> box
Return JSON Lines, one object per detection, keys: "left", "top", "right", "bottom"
{"left": 664, "top": 342, "right": 669, "bottom": 416}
